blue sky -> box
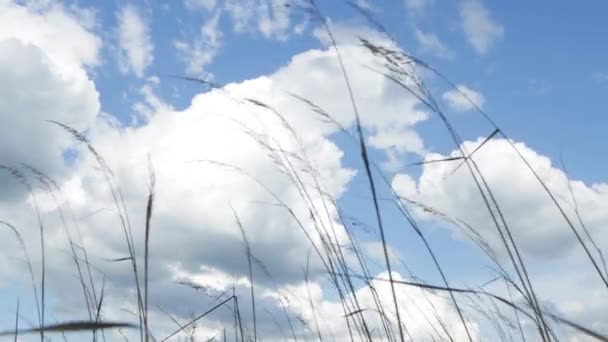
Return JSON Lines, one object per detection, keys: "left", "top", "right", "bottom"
{"left": 85, "top": 0, "right": 608, "bottom": 181}
{"left": 1, "top": 0, "right": 607, "bottom": 341}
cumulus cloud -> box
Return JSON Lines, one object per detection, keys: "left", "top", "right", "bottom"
{"left": 0, "top": 22, "right": 431, "bottom": 340}
{"left": 460, "top": 0, "right": 503, "bottom": 54}
{"left": 273, "top": 271, "right": 479, "bottom": 341}
{"left": 392, "top": 138, "right": 608, "bottom": 259}
{"left": 442, "top": 84, "right": 485, "bottom": 111}
{"left": 116, "top": 4, "right": 154, "bottom": 77}
{"left": 0, "top": 1, "right": 100, "bottom": 201}
{"left": 0, "top": 1, "right": 100, "bottom": 72}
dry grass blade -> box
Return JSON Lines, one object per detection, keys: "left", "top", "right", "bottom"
{"left": 103, "top": 257, "right": 133, "bottom": 262}
{"left": 305, "top": 1, "right": 408, "bottom": 340}
{"left": 0, "top": 321, "right": 138, "bottom": 336}
{"left": 14, "top": 298, "right": 19, "bottom": 342}
{"left": 143, "top": 155, "right": 155, "bottom": 342}
{"left": 160, "top": 296, "right": 235, "bottom": 342}
{"left": 407, "top": 156, "right": 464, "bottom": 167}
{"left": 0, "top": 220, "right": 41, "bottom": 330}
{"left": 305, "top": 249, "right": 324, "bottom": 342}
{"left": 47, "top": 120, "right": 113, "bottom": 176}
{"left": 230, "top": 206, "right": 257, "bottom": 342}
{"left": 448, "top": 128, "right": 500, "bottom": 176}
{"left": 360, "top": 39, "right": 550, "bottom": 340}
{"left": 341, "top": 273, "right": 608, "bottom": 342}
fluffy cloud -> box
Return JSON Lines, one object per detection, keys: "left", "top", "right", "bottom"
{"left": 460, "top": 0, "right": 503, "bottom": 54}
{"left": 0, "top": 1, "right": 100, "bottom": 73}
{"left": 392, "top": 138, "right": 608, "bottom": 259}
{"left": 391, "top": 138, "right": 608, "bottom": 340}
{"left": 442, "top": 84, "right": 485, "bottom": 111}
{"left": 0, "top": 22, "right": 431, "bottom": 339}
{"left": 0, "top": 1, "right": 100, "bottom": 201}
{"left": 116, "top": 4, "right": 154, "bottom": 77}
{"left": 272, "top": 271, "right": 479, "bottom": 341}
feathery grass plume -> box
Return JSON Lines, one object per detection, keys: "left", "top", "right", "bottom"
{"left": 380, "top": 45, "right": 608, "bottom": 290}
{"left": 368, "top": 30, "right": 608, "bottom": 337}
{"left": 238, "top": 99, "right": 374, "bottom": 340}
{"left": 21, "top": 164, "right": 97, "bottom": 326}
{"left": 302, "top": 2, "right": 410, "bottom": 339}
{"left": 359, "top": 38, "right": 550, "bottom": 340}
{"left": 49, "top": 120, "right": 146, "bottom": 341}
{"left": 178, "top": 77, "right": 369, "bottom": 340}
{"left": 0, "top": 220, "right": 41, "bottom": 332}
{"left": 46, "top": 120, "right": 113, "bottom": 176}
{"left": 290, "top": 47, "right": 474, "bottom": 341}
{"left": 0, "top": 165, "right": 47, "bottom": 342}
{"left": 343, "top": 273, "right": 608, "bottom": 342}
{"left": 391, "top": 190, "right": 474, "bottom": 340}
{"left": 199, "top": 153, "right": 368, "bottom": 339}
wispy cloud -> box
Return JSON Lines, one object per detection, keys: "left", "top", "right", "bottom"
{"left": 414, "top": 28, "right": 453, "bottom": 59}
{"left": 404, "top": 0, "right": 434, "bottom": 15}
{"left": 174, "top": 10, "right": 222, "bottom": 76}
{"left": 184, "top": 0, "right": 217, "bottom": 11}
{"left": 460, "top": 0, "right": 503, "bottom": 54}
{"left": 592, "top": 71, "right": 608, "bottom": 83}
{"left": 116, "top": 4, "right": 154, "bottom": 77}
{"left": 529, "top": 79, "right": 553, "bottom": 95}
{"left": 442, "top": 84, "right": 485, "bottom": 111}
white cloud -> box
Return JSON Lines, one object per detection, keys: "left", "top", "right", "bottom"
{"left": 131, "top": 76, "right": 174, "bottom": 123}
{"left": 116, "top": 4, "right": 154, "bottom": 77}
{"left": 174, "top": 10, "right": 222, "bottom": 76}
{"left": 414, "top": 28, "right": 453, "bottom": 59}
{"left": 0, "top": 1, "right": 100, "bottom": 74}
{"left": 0, "top": 25, "right": 431, "bottom": 339}
{"left": 274, "top": 271, "right": 479, "bottom": 341}
{"left": 460, "top": 0, "right": 503, "bottom": 54}
{"left": 0, "top": 1, "right": 100, "bottom": 201}
{"left": 392, "top": 138, "right": 608, "bottom": 259}
{"left": 442, "top": 84, "right": 485, "bottom": 111}
{"left": 391, "top": 138, "right": 608, "bottom": 339}
{"left": 0, "top": 6, "right": 605, "bottom": 339}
